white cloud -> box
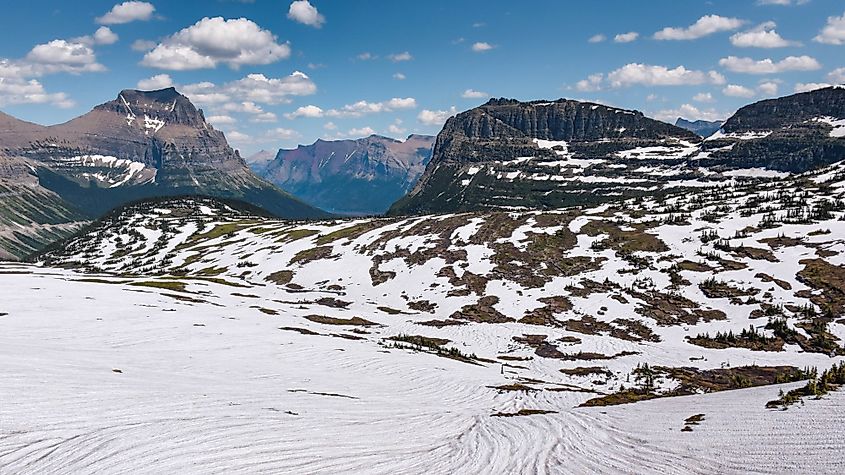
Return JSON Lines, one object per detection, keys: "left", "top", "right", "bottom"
{"left": 388, "top": 120, "right": 406, "bottom": 135}
{"left": 183, "top": 72, "right": 316, "bottom": 107}
{"left": 284, "top": 105, "right": 324, "bottom": 119}
{"left": 141, "top": 17, "right": 291, "bottom": 70}
{"left": 418, "top": 107, "right": 458, "bottom": 126}
{"left": 131, "top": 39, "right": 157, "bottom": 52}
{"left": 287, "top": 1, "right": 325, "bottom": 28}
{"left": 815, "top": 11, "right": 845, "bottom": 45}
{"left": 326, "top": 97, "right": 417, "bottom": 118}
{"left": 97, "top": 1, "right": 156, "bottom": 25}
{"left": 0, "top": 76, "right": 74, "bottom": 108}
{"left": 137, "top": 74, "right": 173, "bottom": 90}
{"left": 653, "top": 103, "right": 726, "bottom": 123}
{"left": 222, "top": 101, "right": 277, "bottom": 122}
{"left": 226, "top": 130, "right": 252, "bottom": 143}
{"left": 723, "top": 84, "right": 756, "bottom": 98}
{"left": 79, "top": 27, "right": 119, "bottom": 46}
{"left": 461, "top": 89, "right": 489, "bottom": 99}
{"left": 654, "top": 15, "right": 745, "bottom": 40}
{"left": 614, "top": 32, "right": 639, "bottom": 43}
{"left": 265, "top": 128, "right": 300, "bottom": 140}
{"left": 794, "top": 82, "right": 832, "bottom": 93}
{"left": 730, "top": 22, "right": 799, "bottom": 48}
{"left": 828, "top": 67, "right": 845, "bottom": 84}
{"left": 757, "top": 0, "right": 809, "bottom": 5}
{"left": 387, "top": 52, "right": 413, "bottom": 62}
{"left": 356, "top": 52, "right": 376, "bottom": 61}
{"left": 693, "top": 92, "right": 714, "bottom": 102}
{"left": 206, "top": 115, "right": 237, "bottom": 126}
{"left": 393, "top": 73, "right": 406, "bottom": 80}
{"left": 757, "top": 81, "right": 779, "bottom": 96}
{"left": 471, "top": 42, "right": 495, "bottom": 52}
{"left": 25, "top": 40, "right": 106, "bottom": 74}
{"left": 575, "top": 73, "right": 604, "bottom": 92}
{"left": 588, "top": 34, "right": 606, "bottom": 43}
{"left": 348, "top": 126, "right": 377, "bottom": 137}
{"left": 606, "top": 63, "right": 725, "bottom": 87}
{"left": 323, "top": 121, "right": 337, "bottom": 130}
{"left": 719, "top": 55, "right": 821, "bottom": 74}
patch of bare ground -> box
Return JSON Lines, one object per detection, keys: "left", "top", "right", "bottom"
{"left": 492, "top": 409, "right": 557, "bottom": 417}
{"left": 408, "top": 300, "right": 437, "bottom": 313}
{"left": 698, "top": 278, "right": 759, "bottom": 299}
{"left": 759, "top": 235, "right": 805, "bottom": 249}
{"left": 686, "top": 325, "right": 785, "bottom": 351}
{"left": 796, "top": 259, "right": 845, "bottom": 317}
{"left": 682, "top": 414, "right": 706, "bottom": 432}
{"left": 564, "top": 316, "right": 660, "bottom": 343}
{"left": 632, "top": 290, "right": 727, "bottom": 326}
{"left": 314, "top": 297, "right": 352, "bottom": 309}
{"left": 304, "top": 315, "right": 377, "bottom": 326}
{"left": 582, "top": 365, "right": 807, "bottom": 407}
{"left": 418, "top": 319, "right": 466, "bottom": 327}
{"left": 519, "top": 296, "right": 572, "bottom": 326}
{"left": 290, "top": 246, "right": 336, "bottom": 265}
{"left": 451, "top": 296, "right": 512, "bottom": 323}
{"left": 755, "top": 273, "right": 792, "bottom": 290}
{"left": 386, "top": 334, "right": 486, "bottom": 365}
{"left": 732, "top": 246, "right": 777, "bottom": 262}
{"left": 265, "top": 270, "right": 293, "bottom": 286}
{"left": 439, "top": 267, "right": 489, "bottom": 297}
{"left": 560, "top": 367, "right": 613, "bottom": 377}
{"left": 676, "top": 260, "right": 714, "bottom": 272}
{"left": 279, "top": 326, "right": 320, "bottom": 335}
{"left": 252, "top": 306, "right": 279, "bottom": 315}
{"left": 581, "top": 220, "right": 669, "bottom": 254}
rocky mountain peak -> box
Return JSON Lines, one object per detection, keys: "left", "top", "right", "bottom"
{"left": 93, "top": 87, "right": 207, "bottom": 129}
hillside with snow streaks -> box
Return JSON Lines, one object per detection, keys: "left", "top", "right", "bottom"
{"left": 3, "top": 161, "right": 844, "bottom": 472}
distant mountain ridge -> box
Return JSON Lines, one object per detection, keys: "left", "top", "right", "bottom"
{"left": 675, "top": 118, "right": 723, "bottom": 138}
{"left": 254, "top": 134, "right": 434, "bottom": 215}
{"left": 0, "top": 87, "right": 326, "bottom": 259}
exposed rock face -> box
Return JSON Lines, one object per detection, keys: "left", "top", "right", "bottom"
{"left": 675, "top": 118, "right": 723, "bottom": 138}
{"left": 257, "top": 134, "right": 434, "bottom": 215}
{"left": 702, "top": 86, "right": 845, "bottom": 172}
{"left": 0, "top": 88, "right": 327, "bottom": 258}
{"left": 389, "top": 98, "right": 700, "bottom": 215}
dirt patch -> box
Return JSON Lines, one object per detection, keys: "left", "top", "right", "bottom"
{"left": 755, "top": 273, "right": 792, "bottom": 290}
{"left": 560, "top": 367, "right": 612, "bottom": 377}
{"left": 451, "top": 296, "right": 512, "bottom": 323}
{"left": 265, "top": 270, "right": 294, "bottom": 286}
{"left": 519, "top": 296, "right": 572, "bottom": 326}
{"left": 492, "top": 409, "right": 557, "bottom": 417}
{"left": 797, "top": 259, "right": 845, "bottom": 317}
{"left": 290, "top": 246, "right": 336, "bottom": 265}
{"left": 304, "top": 315, "right": 377, "bottom": 326}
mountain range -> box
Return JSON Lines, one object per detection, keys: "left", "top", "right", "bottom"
{"left": 675, "top": 118, "right": 723, "bottom": 138}
{"left": 251, "top": 134, "right": 434, "bottom": 215}
{"left": 390, "top": 86, "right": 845, "bottom": 215}
{"left": 0, "top": 88, "right": 325, "bottom": 259}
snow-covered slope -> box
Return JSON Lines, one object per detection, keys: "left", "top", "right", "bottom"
{"left": 4, "top": 163, "right": 845, "bottom": 472}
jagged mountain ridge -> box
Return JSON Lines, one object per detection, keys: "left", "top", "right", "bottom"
{"left": 390, "top": 90, "right": 845, "bottom": 215}
{"left": 255, "top": 134, "right": 434, "bottom": 215}
{"left": 390, "top": 98, "right": 704, "bottom": 215}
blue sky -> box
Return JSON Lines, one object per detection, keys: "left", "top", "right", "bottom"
{"left": 1, "top": 0, "right": 844, "bottom": 155}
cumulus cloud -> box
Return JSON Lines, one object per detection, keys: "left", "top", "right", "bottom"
{"left": 284, "top": 105, "right": 324, "bottom": 119}
{"left": 814, "top": 11, "right": 845, "bottom": 45}
{"left": 722, "top": 84, "right": 756, "bottom": 98}
{"left": 265, "top": 127, "right": 300, "bottom": 140}
{"left": 471, "top": 42, "right": 495, "bottom": 52}
{"left": 653, "top": 103, "right": 726, "bottom": 123}
{"left": 605, "top": 63, "right": 725, "bottom": 87}
{"left": 757, "top": 0, "right": 809, "bottom": 5}
{"left": 588, "top": 34, "right": 606, "bottom": 43}
{"left": 347, "top": 126, "right": 377, "bottom": 137}
{"left": 141, "top": 17, "right": 291, "bottom": 70}
{"left": 461, "top": 89, "right": 489, "bottom": 99}
{"left": 387, "top": 120, "right": 406, "bottom": 135}
{"left": 614, "top": 32, "right": 639, "bottom": 43}
{"left": 137, "top": 73, "right": 173, "bottom": 90}
{"left": 287, "top": 1, "right": 325, "bottom": 28}
{"left": 25, "top": 40, "right": 107, "bottom": 74}
{"left": 0, "top": 76, "right": 74, "bottom": 108}
{"left": 418, "top": 107, "right": 458, "bottom": 126}
{"left": 393, "top": 73, "right": 406, "bottom": 80}
{"left": 693, "top": 92, "right": 714, "bottom": 102}
{"left": 387, "top": 52, "right": 413, "bottom": 62}
{"left": 794, "top": 82, "right": 832, "bottom": 93}
{"left": 73, "top": 27, "right": 119, "bottom": 46}
{"left": 730, "top": 22, "right": 799, "bottom": 48}
{"left": 131, "top": 39, "right": 157, "bottom": 52}
{"left": 206, "top": 115, "right": 237, "bottom": 126}
{"left": 654, "top": 15, "right": 745, "bottom": 40}
{"left": 183, "top": 72, "right": 316, "bottom": 106}
{"left": 575, "top": 73, "right": 604, "bottom": 92}
{"left": 325, "top": 97, "right": 417, "bottom": 118}
{"left": 828, "top": 67, "right": 845, "bottom": 84}
{"left": 356, "top": 52, "right": 376, "bottom": 61}
{"left": 222, "top": 101, "right": 277, "bottom": 122}
{"left": 757, "top": 81, "right": 779, "bottom": 96}
{"left": 719, "top": 55, "right": 821, "bottom": 74}
{"left": 97, "top": 1, "right": 156, "bottom": 25}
